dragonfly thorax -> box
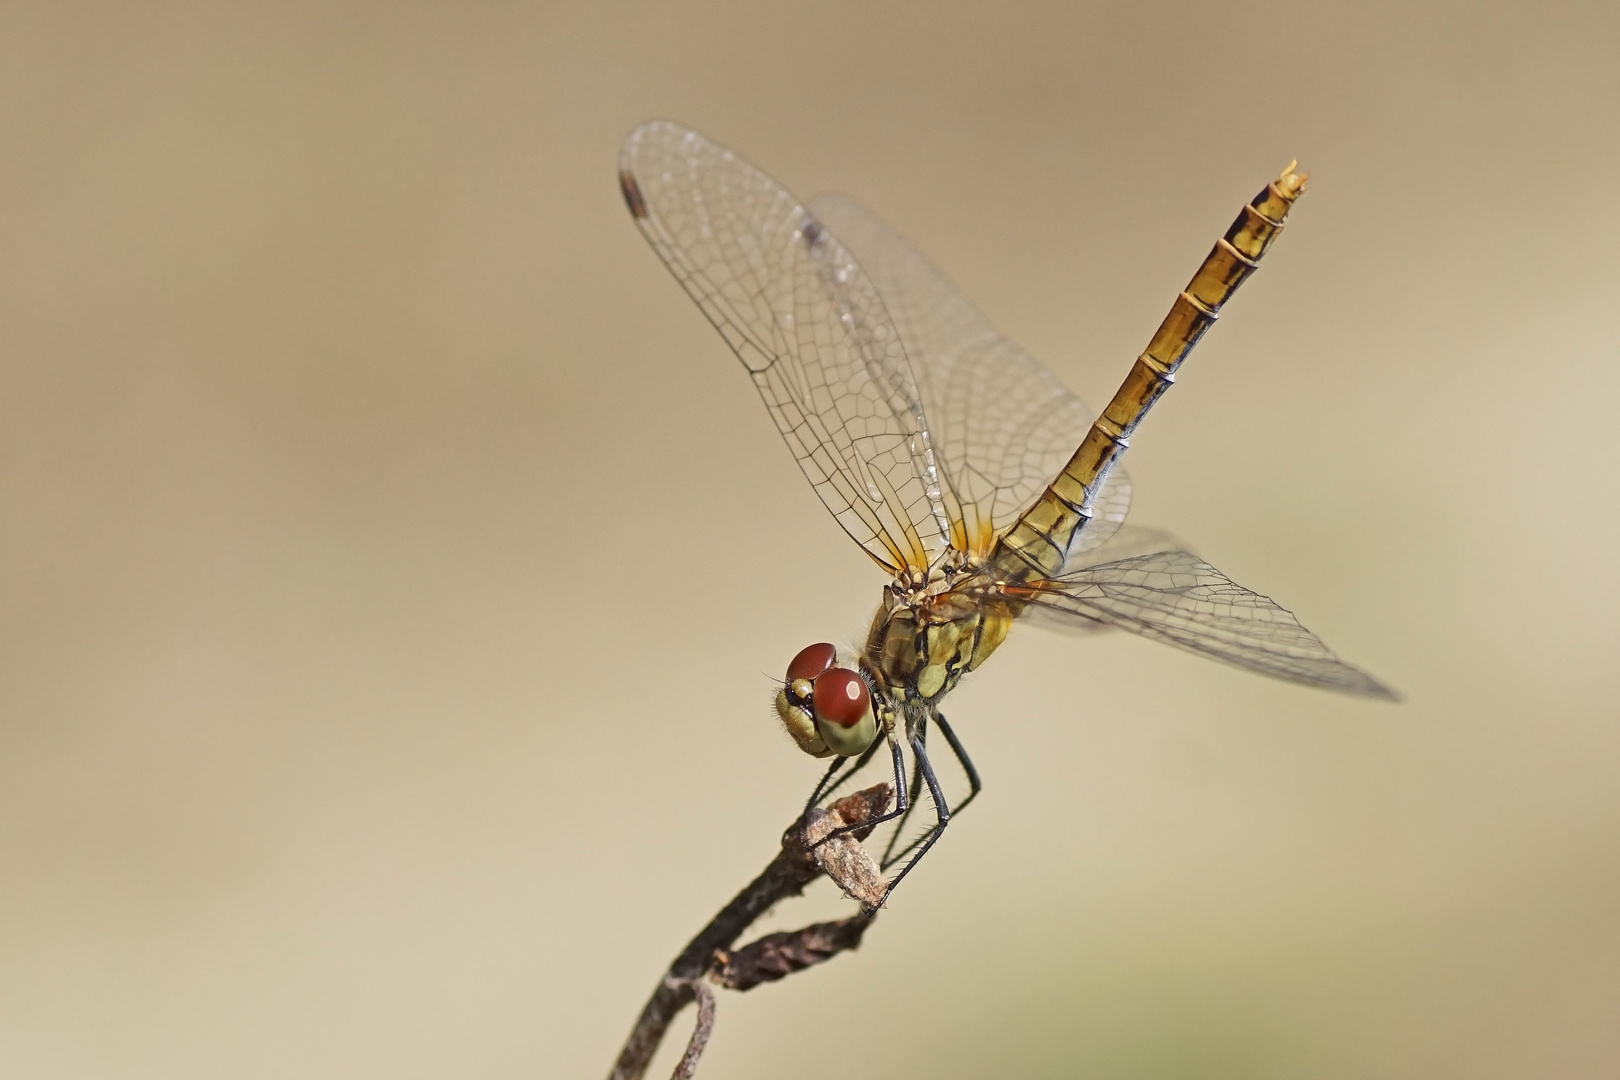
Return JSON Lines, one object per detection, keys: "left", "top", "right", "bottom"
{"left": 864, "top": 587, "right": 1014, "bottom": 703}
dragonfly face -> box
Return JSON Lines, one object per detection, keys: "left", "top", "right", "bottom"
{"left": 619, "top": 119, "right": 1394, "bottom": 909}
{"left": 774, "top": 642, "right": 879, "bottom": 758}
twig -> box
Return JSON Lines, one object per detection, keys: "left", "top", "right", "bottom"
{"left": 668, "top": 981, "right": 714, "bottom": 1080}
{"left": 606, "top": 783, "right": 894, "bottom": 1080}
{"left": 712, "top": 915, "right": 872, "bottom": 991}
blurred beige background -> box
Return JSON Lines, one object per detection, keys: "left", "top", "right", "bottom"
{"left": 2, "top": 2, "right": 1618, "bottom": 1077}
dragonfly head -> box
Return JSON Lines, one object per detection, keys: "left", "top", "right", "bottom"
{"left": 773, "top": 642, "right": 879, "bottom": 759}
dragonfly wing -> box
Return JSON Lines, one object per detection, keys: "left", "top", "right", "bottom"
{"left": 620, "top": 121, "right": 954, "bottom": 575}
{"left": 1018, "top": 527, "right": 1199, "bottom": 637}
{"left": 1056, "top": 524, "right": 1184, "bottom": 572}
{"left": 1022, "top": 548, "right": 1396, "bottom": 698}
{"left": 808, "top": 193, "right": 1132, "bottom": 558}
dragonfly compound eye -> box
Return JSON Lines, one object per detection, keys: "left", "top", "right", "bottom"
{"left": 812, "top": 667, "right": 877, "bottom": 756}
{"left": 774, "top": 642, "right": 841, "bottom": 758}
{"left": 786, "top": 641, "right": 837, "bottom": 684}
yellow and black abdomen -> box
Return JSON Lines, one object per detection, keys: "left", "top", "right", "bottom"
{"left": 990, "top": 164, "right": 1309, "bottom": 583}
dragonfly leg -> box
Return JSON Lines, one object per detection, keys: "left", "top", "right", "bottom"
{"left": 809, "top": 730, "right": 910, "bottom": 849}
{"left": 874, "top": 728, "right": 952, "bottom": 904}
{"left": 932, "top": 711, "right": 982, "bottom": 818}
{"left": 879, "top": 732, "right": 926, "bottom": 868}
{"left": 878, "top": 711, "right": 981, "bottom": 871}
{"left": 804, "top": 756, "right": 846, "bottom": 811}
{"left": 804, "top": 736, "right": 884, "bottom": 811}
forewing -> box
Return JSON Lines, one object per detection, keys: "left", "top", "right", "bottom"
{"left": 808, "top": 193, "right": 1132, "bottom": 558}
{"left": 1022, "top": 549, "right": 1396, "bottom": 697}
{"left": 620, "top": 121, "right": 953, "bottom": 575}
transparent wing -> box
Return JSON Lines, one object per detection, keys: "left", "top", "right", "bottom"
{"left": 1058, "top": 524, "right": 1185, "bottom": 569}
{"left": 1007, "top": 526, "right": 1189, "bottom": 638}
{"left": 619, "top": 121, "right": 955, "bottom": 575}
{"left": 808, "top": 193, "right": 1132, "bottom": 559}
{"left": 1020, "top": 548, "right": 1396, "bottom": 697}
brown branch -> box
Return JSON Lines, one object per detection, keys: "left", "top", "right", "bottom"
{"left": 712, "top": 915, "right": 873, "bottom": 991}
{"left": 606, "top": 784, "right": 894, "bottom": 1080}
{"left": 668, "top": 981, "right": 714, "bottom": 1080}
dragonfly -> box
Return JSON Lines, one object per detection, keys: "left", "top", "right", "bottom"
{"left": 618, "top": 119, "right": 1394, "bottom": 909}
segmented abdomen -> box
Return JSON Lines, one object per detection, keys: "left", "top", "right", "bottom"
{"left": 990, "top": 164, "right": 1309, "bottom": 582}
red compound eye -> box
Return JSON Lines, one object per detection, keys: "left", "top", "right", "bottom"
{"left": 813, "top": 667, "right": 871, "bottom": 729}
{"left": 786, "top": 642, "right": 837, "bottom": 683}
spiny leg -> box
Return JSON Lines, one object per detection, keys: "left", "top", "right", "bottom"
{"left": 880, "top": 711, "right": 981, "bottom": 871}
{"left": 811, "top": 730, "right": 911, "bottom": 848}
{"left": 879, "top": 731, "right": 927, "bottom": 868}
{"left": 932, "top": 711, "right": 982, "bottom": 817}
{"left": 804, "top": 736, "right": 884, "bottom": 812}
{"left": 805, "top": 756, "right": 846, "bottom": 812}
{"left": 875, "top": 726, "right": 952, "bottom": 903}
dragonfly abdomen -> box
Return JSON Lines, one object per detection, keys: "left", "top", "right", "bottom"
{"left": 991, "top": 164, "right": 1310, "bottom": 582}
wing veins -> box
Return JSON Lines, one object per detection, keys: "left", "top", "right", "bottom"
{"left": 1024, "top": 549, "right": 1395, "bottom": 698}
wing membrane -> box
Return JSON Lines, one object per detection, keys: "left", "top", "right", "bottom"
{"left": 619, "top": 121, "right": 955, "bottom": 574}
{"left": 1022, "top": 548, "right": 1395, "bottom": 697}
{"left": 808, "top": 194, "right": 1132, "bottom": 558}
